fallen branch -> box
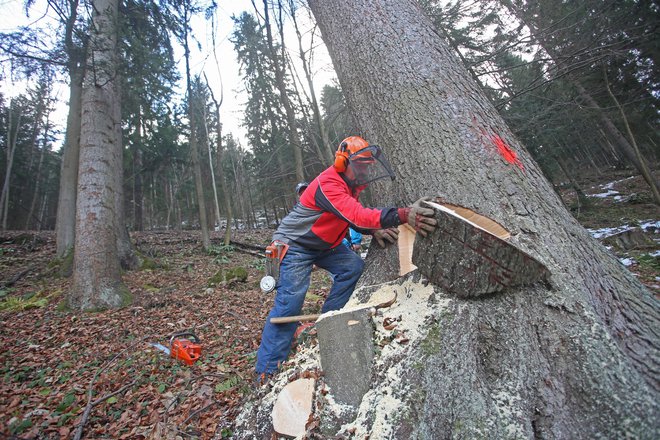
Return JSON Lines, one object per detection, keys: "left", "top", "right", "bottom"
{"left": 0, "top": 265, "right": 33, "bottom": 289}
{"left": 73, "top": 336, "right": 152, "bottom": 440}
{"left": 181, "top": 400, "right": 221, "bottom": 426}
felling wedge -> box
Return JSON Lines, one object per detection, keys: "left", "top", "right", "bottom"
{"left": 412, "top": 200, "right": 549, "bottom": 298}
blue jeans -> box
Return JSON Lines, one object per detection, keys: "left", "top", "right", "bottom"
{"left": 255, "top": 244, "right": 365, "bottom": 374}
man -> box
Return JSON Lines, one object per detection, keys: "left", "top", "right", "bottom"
{"left": 255, "top": 136, "right": 437, "bottom": 382}
{"left": 343, "top": 227, "right": 363, "bottom": 253}
{"left": 295, "top": 181, "right": 309, "bottom": 200}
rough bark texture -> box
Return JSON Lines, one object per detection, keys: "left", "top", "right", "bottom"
{"left": 308, "top": 0, "right": 659, "bottom": 437}
{"left": 413, "top": 205, "right": 549, "bottom": 298}
{"left": 69, "top": 0, "right": 129, "bottom": 310}
{"left": 56, "top": 0, "right": 86, "bottom": 258}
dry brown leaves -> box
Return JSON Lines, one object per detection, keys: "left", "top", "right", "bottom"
{"left": 0, "top": 230, "right": 331, "bottom": 439}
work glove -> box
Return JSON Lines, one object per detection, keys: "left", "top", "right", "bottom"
{"left": 398, "top": 197, "right": 438, "bottom": 237}
{"left": 373, "top": 227, "right": 399, "bottom": 248}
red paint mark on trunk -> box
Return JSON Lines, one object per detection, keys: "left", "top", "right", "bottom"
{"left": 491, "top": 134, "right": 524, "bottom": 170}
{"left": 473, "top": 118, "right": 525, "bottom": 171}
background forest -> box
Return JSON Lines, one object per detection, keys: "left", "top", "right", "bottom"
{"left": 0, "top": 0, "right": 658, "bottom": 438}
{"left": 1, "top": 0, "right": 657, "bottom": 235}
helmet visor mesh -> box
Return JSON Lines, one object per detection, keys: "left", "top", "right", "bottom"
{"left": 346, "top": 145, "right": 395, "bottom": 186}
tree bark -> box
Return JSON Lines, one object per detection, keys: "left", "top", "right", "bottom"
{"left": 26, "top": 116, "right": 50, "bottom": 230}
{"left": 307, "top": 0, "right": 658, "bottom": 437}
{"left": 0, "top": 102, "right": 22, "bottom": 230}
{"left": 69, "top": 0, "right": 129, "bottom": 310}
{"left": 55, "top": 0, "right": 86, "bottom": 258}
{"left": 206, "top": 82, "right": 234, "bottom": 246}
{"left": 182, "top": 4, "right": 210, "bottom": 250}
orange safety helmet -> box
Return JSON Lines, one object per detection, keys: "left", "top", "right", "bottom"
{"left": 334, "top": 136, "right": 372, "bottom": 173}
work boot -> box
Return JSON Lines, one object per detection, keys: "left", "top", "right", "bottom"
{"left": 253, "top": 371, "right": 274, "bottom": 388}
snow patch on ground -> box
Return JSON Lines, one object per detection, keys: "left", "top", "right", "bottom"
{"left": 588, "top": 176, "right": 636, "bottom": 200}
{"left": 619, "top": 257, "right": 635, "bottom": 267}
{"left": 587, "top": 219, "right": 659, "bottom": 240}
{"left": 588, "top": 189, "right": 620, "bottom": 198}
{"left": 587, "top": 224, "right": 634, "bottom": 239}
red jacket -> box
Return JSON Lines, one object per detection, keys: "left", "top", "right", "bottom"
{"left": 273, "top": 166, "right": 401, "bottom": 249}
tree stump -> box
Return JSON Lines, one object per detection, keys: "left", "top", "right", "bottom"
{"left": 413, "top": 202, "right": 549, "bottom": 298}
{"left": 316, "top": 307, "right": 375, "bottom": 408}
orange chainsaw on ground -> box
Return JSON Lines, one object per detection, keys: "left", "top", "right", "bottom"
{"left": 150, "top": 332, "right": 201, "bottom": 366}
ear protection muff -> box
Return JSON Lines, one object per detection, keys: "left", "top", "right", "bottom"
{"left": 334, "top": 141, "right": 349, "bottom": 172}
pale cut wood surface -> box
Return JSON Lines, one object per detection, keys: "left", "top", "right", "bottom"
{"left": 271, "top": 378, "right": 315, "bottom": 437}
{"left": 398, "top": 224, "right": 418, "bottom": 276}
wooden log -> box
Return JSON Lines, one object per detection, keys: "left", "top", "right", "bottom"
{"left": 413, "top": 201, "right": 549, "bottom": 298}
{"left": 271, "top": 378, "right": 315, "bottom": 438}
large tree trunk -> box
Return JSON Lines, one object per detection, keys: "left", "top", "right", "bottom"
{"left": 304, "top": 0, "right": 658, "bottom": 437}
{"left": 69, "top": 0, "right": 129, "bottom": 310}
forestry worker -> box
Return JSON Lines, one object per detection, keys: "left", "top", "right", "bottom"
{"left": 255, "top": 135, "right": 437, "bottom": 383}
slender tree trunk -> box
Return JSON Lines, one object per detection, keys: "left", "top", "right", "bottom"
{"left": 302, "top": 1, "right": 658, "bottom": 437}
{"left": 206, "top": 84, "right": 234, "bottom": 245}
{"left": 603, "top": 73, "right": 660, "bottom": 204}
{"left": 1, "top": 103, "right": 22, "bottom": 230}
{"left": 182, "top": 10, "right": 210, "bottom": 250}
{"left": 133, "top": 109, "right": 144, "bottom": 231}
{"left": 288, "top": 0, "right": 334, "bottom": 165}
{"left": 69, "top": 0, "right": 129, "bottom": 310}
{"left": 261, "top": 0, "right": 305, "bottom": 182}
{"left": 55, "top": 0, "right": 86, "bottom": 257}
{"left": 201, "top": 98, "right": 222, "bottom": 228}
{"left": 56, "top": 68, "right": 84, "bottom": 256}
{"left": 26, "top": 117, "right": 50, "bottom": 230}
{"left": 114, "top": 73, "right": 138, "bottom": 270}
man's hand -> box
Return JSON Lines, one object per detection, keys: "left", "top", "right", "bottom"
{"left": 373, "top": 227, "right": 399, "bottom": 248}
{"left": 351, "top": 244, "right": 362, "bottom": 252}
{"left": 407, "top": 197, "right": 437, "bottom": 237}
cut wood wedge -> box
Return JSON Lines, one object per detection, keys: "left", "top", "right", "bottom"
{"left": 413, "top": 201, "right": 548, "bottom": 298}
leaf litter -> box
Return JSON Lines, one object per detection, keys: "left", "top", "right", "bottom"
{"left": 0, "top": 229, "right": 331, "bottom": 439}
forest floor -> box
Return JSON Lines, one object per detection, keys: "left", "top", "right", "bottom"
{"left": 0, "top": 170, "right": 658, "bottom": 439}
